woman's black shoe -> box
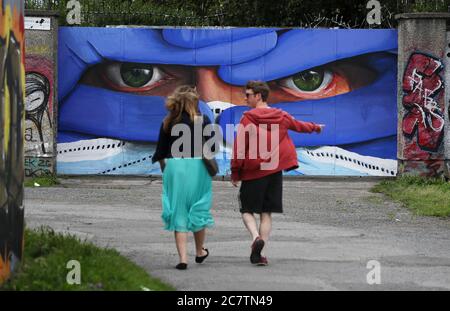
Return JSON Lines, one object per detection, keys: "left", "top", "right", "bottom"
{"left": 175, "top": 263, "right": 187, "bottom": 270}
{"left": 195, "top": 248, "right": 209, "bottom": 263}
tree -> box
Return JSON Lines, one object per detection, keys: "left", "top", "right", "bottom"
{"left": 25, "top": 0, "right": 450, "bottom": 28}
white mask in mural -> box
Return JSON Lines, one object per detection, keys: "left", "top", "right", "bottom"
{"left": 206, "top": 101, "right": 235, "bottom": 122}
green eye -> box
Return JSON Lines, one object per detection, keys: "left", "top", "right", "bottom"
{"left": 120, "top": 63, "right": 154, "bottom": 87}
{"left": 292, "top": 68, "right": 324, "bottom": 92}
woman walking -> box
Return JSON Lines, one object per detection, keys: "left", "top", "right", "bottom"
{"left": 152, "top": 85, "right": 214, "bottom": 270}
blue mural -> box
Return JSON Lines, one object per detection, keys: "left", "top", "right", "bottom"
{"left": 57, "top": 27, "right": 398, "bottom": 176}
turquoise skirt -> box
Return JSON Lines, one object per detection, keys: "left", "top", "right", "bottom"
{"left": 162, "top": 158, "right": 214, "bottom": 232}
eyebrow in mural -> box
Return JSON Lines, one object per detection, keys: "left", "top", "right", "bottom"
{"left": 79, "top": 53, "right": 378, "bottom": 105}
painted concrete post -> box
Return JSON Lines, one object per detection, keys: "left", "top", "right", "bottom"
{"left": 24, "top": 11, "right": 59, "bottom": 177}
{"left": 0, "top": 0, "right": 25, "bottom": 285}
{"left": 396, "top": 13, "right": 450, "bottom": 178}
{"left": 445, "top": 24, "right": 450, "bottom": 178}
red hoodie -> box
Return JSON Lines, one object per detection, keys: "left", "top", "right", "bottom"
{"left": 231, "top": 107, "right": 321, "bottom": 181}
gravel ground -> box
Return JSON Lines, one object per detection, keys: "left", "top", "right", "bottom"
{"left": 24, "top": 177, "right": 450, "bottom": 291}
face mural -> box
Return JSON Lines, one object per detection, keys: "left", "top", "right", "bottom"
{"left": 24, "top": 55, "right": 53, "bottom": 163}
{"left": 0, "top": 0, "right": 25, "bottom": 284}
{"left": 57, "top": 27, "right": 398, "bottom": 176}
{"left": 24, "top": 21, "right": 56, "bottom": 177}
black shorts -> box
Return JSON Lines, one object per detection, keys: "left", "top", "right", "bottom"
{"left": 239, "top": 171, "right": 283, "bottom": 214}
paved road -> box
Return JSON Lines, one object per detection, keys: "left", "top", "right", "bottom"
{"left": 24, "top": 177, "right": 450, "bottom": 290}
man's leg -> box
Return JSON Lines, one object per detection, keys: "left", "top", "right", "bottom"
{"left": 259, "top": 212, "right": 272, "bottom": 245}
{"left": 243, "top": 212, "right": 266, "bottom": 264}
{"left": 242, "top": 212, "right": 260, "bottom": 242}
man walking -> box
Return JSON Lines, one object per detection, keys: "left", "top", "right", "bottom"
{"left": 231, "top": 80, "right": 324, "bottom": 266}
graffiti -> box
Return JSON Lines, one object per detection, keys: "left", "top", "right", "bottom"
{"left": 25, "top": 71, "right": 52, "bottom": 154}
{"left": 0, "top": 0, "right": 25, "bottom": 284}
{"left": 24, "top": 27, "right": 56, "bottom": 177}
{"left": 401, "top": 52, "right": 445, "bottom": 177}
{"left": 25, "top": 55, "right": 53, "bottom": 157}
{"left": 399, "top": 160, "right": 445, "bottom": 178}
{"left": 24, "top": 157, "right": 52, "bottom": 177}
{"left": 57, "top": 27, "right": 398, "bottom": 176}
{"left": 402, "top": 52, "right": 445, "bottom": 154}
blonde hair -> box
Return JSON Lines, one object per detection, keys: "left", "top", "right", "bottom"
{"left": 163, "top": 85, "right": 200, "bottom": 133}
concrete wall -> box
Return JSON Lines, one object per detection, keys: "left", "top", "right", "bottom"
{"left": 397, "top": 13, "right": 450, "bottom": 178}
{"left": 24, "top": 11, "right": 58, "bottom": 177}
{"left": 0, "top": 0, "right": 25, "bottom": 284}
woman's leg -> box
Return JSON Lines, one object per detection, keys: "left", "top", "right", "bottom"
{"left": 175, "top": 231, "right": 188, "bottom": 263}
{"left": 193, "top": 228, "right": 208, "bottom": 257}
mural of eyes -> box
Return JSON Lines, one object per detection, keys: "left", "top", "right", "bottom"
{"left": 80, "top": 55, "right": 377, "bottom": 104}
{"left": 101, "top": 62, "right": 172, "bottom": 92}
{"left": 278, "top": 68, "right": 333, "bottom": 93}
{"left": 80, "top": 61, "right": 192, "bottom": 96}
{"left": 269, "top": 58, "right": 377, "bottom": 102}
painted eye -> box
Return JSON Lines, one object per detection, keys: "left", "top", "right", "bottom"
{"left": 25, "top": 91, "right": 45, "bottom": 111}
{"left": 280, "top": 68, "right": 333, "bottom": 93}
{"left": 103, "top": 62, "right": 166, "bottom": 89}
{"left": 120, "top": 63, "right": 154, "bottom": 87}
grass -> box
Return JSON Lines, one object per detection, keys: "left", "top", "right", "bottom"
{"left": 365, "top": 195, "right": 384, "bottom": 205}
{"left": 1, "top": 227, "right": 174, "bottom": 291}
{"left": 386, "top": 212, "right": 397, "bottom": 221}
{"left": 371, "top": 176, "right": 450, "bottom": 218}
{"left": 24, "top": 175, "right": 60, "bottom": 187}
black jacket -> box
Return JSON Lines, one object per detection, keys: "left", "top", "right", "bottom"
{"left": 152, "top": 112, "right": 216, "bottom": 163}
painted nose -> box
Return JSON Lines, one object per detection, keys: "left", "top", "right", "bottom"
{"left": 195, "top": 67, "right": 246, "bottom": 105}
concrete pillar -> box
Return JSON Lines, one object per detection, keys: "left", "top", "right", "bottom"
{"left": 396, "top": 13, "right": 450, "bottom": 178}
{"left": 24, "top": 10, "right": 59, "bottom": 177}
{"left": 1, "top": 0, "right": 25, "bottom": 285}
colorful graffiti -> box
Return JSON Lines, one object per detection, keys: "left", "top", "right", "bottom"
{"left": 57, "top": 27, "right": 398, "bottom": 176}
{"left": 25, "top": 57, "right": 53, "bottom": 155}
{"left": 0, "top": 0, "right": 25, "bottom": 284}
{"left": 24, "top": 23, "right": 55, "bottom": 176}
{"left": 401, "top": 52, "right": 445, "bottom": 176}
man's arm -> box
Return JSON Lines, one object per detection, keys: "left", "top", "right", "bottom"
{"left": 287, "top": 114, "right": 324, "bottom": 133}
